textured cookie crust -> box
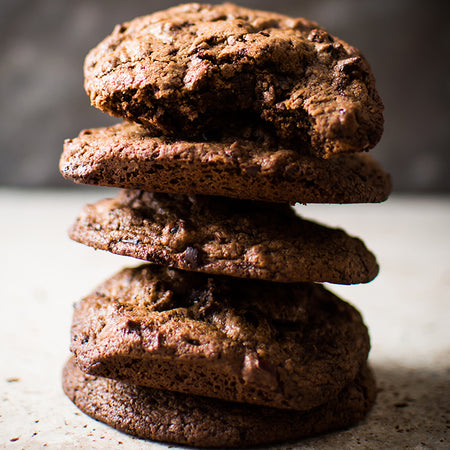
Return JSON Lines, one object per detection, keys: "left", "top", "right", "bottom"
{"left": 63, "top": 357, "right": 376, "bottom": 447}
{"left": 68, "top": 190, "right": 379, "bottom": 284}
{"left": 70, "top": 264, "right": 370, "bottom": 411}
{"left": 61, "top": 122, "right": 392, "bottom": 204}
{"left": 84, "top": 3, "right": 384, "bottom": 158}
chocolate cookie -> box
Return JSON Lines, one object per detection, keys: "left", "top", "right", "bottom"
{"left": 84, "top": 3, "right": 383, "bottom": 158}
{"left": 60, "top": 122, "right": 392, "bottom": 204}
{"left": 71, "top": 264, "right": 370, "bottom": 411}
{"left": 63, "top": 357, "right": 376, "bottom": 447}
{"left": 68, "top": 190, "right": 379, "bottom": 284}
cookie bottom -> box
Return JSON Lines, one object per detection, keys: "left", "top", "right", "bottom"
{"left": 63, "top": 357, "right": 376, "bottom": 448}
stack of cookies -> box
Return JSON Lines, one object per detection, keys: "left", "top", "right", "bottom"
{"left": 60, "top": 4, "right": 391, "bottom": 447}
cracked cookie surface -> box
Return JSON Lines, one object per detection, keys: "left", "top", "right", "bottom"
{"left": 61, "top": 122, "right": 391, "bottom": 204}
{"left": 68, "top": 190, "right": 379, "bottom": 284}
{"left": 70, "top": 264, "right": 370, "bottom": 411}
{"left": 84, "top": 3, "right": 384, "bottom": 158}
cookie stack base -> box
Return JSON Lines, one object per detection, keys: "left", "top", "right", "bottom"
{"left": 63, "top": 357, "right": 376, "bottom": 448}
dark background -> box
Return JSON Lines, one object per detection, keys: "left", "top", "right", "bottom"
{"left": 1, "top": 0, "right": 449, "bottom": 192}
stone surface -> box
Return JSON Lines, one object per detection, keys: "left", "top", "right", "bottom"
{"left": 0, "top": 189, "right": 449, "bottom": 448}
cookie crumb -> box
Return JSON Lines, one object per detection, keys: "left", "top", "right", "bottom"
{"left": 6, "top": 377, "right": 20, "bottom": 382}
{"left": 394, "top": 402, "right": 408, "bottom": 408}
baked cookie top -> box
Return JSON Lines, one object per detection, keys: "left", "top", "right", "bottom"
{"left": 60, "top": 122, "right": 392, "bottom": 204}
{"left": 70, "top": 264, "right": 370, "bottom": 411}
{"left": 63, "top": 357, "right": 376, "bottom": 447}
{"left": 68, "top": 190, "right": 379, "bottom": 284}
{"left": 84, "top": 3, "right": 384, "bottom": 158}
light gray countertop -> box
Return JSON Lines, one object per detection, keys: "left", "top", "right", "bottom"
{"left": 0, "top": 189, "right": 449, "bottom": 449}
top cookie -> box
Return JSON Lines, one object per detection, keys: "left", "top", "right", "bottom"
{"left": 84, "top": 3, "right": 384, "bottom": 158}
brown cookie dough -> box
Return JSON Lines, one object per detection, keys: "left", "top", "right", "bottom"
{"left": 68, "top": 190, "right": 379, "bottom": 284}
{"left": 84, "top": 3, "right": 384, "bottom": 158}
{"left": 63, "top": 357, "right": 376, "bottom": 447}
{"left": 60, "top": 122, "right": 392, "bottom": 204}
{"left": 70, "top": 264, "right": 370, "bottom": 411}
